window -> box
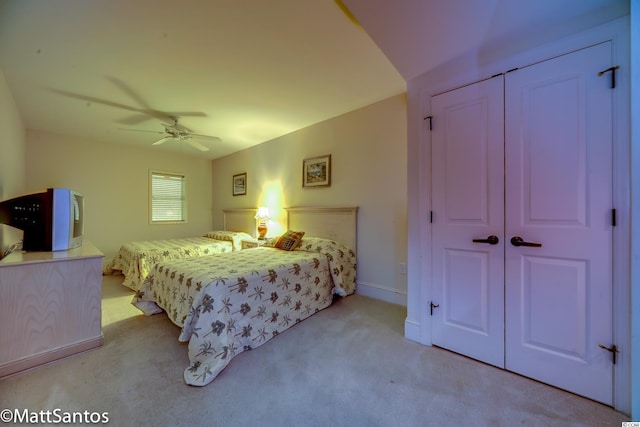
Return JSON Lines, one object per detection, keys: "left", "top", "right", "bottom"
{"left": 150, "top": 171, "right": 186, "bottom": 223}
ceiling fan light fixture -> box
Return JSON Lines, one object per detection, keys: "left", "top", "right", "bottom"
{"left": 121, "top": 116, "right": 220, "bottom": 152}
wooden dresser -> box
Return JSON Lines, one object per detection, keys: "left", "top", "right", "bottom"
{"left": 0, "top": 241, "right": 104, "bottom": 377}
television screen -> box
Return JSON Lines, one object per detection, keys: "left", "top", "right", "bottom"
{"left": 0, "top": 188, "right": 84, "bottom": 252}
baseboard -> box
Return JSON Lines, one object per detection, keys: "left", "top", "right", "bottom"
{"left": 0, "top": 335, "right": 104, "bottom": 379}
{"left": 356, "top": 280, "right": 407, "bottom": 306}
{"left": 404, "top": 319, "right": 422, "bottom": 343}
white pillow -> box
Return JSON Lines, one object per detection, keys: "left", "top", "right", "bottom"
{"left": 204, "top": 230, "right": 253, "bottom": 251}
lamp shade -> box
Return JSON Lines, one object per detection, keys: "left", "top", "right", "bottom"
{"left": 255, "top": 207, "right": 270, "bottom": 219}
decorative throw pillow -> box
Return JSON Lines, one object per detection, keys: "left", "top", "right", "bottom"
{"left": 274, "top": 230, "right": 305, "bottom": 251}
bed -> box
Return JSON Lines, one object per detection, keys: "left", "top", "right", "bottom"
{"left": 103, "top": 209, "right": 257, "bottom": 291}
{"left": 132, "top": 206, "right": 358, "bottom": 386}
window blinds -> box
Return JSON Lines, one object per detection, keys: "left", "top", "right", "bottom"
{"left": 151, "top": 172, "right": 186, "bottom": 222}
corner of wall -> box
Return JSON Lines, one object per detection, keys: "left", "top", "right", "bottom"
{"left": 0, "top": 66, "right": 27, "bottom": 252}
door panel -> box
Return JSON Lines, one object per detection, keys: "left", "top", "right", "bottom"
{"left": 522, "top": 255, "right": 587, "bottom": 357}
{"left": 504, "top": 42, "right": 613, "bottom": 404}
{"left": 431, "top": 77, "right": 505, "bottom": 368}
{"left": 521, "top": 73, "right": 587, "bottom": 225}
{"left": 444, "top": 249, "right": 490, "bottom": 333}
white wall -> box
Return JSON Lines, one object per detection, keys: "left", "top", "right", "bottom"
{"left": 0, "top": 67, "right": 26, "bottom": 253}
{"left": 17, "top": 93, "right": 407, "bottom": 304}
{"left": 211, "top": 94, "right": 408, "bottom": 305}
{"left": 26, "top": 131, "right": 214, "bottom": 261}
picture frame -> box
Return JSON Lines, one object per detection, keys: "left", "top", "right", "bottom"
{"left": 303, "top": 154, "right": 331, "bottom": 188}
{"left": 232, "top": 173, "right": 247, "bottom": 196}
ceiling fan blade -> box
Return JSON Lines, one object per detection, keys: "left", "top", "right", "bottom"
{"left": 105, "top": 76, "right": 152, "bottom": 110}
{"left": 187, "top": 139, "right": 210, "bottom": 152}
{"left": 117, "top": 114, "right": 154, "bottom": 125}
{"left": 127, "top": 110, "right": 205, "bottom": 124}
{"left": 106, "top": 77, "right": 191, "bottom": 122}
{"left": 51, "top": 81, "right": 210, "bottom": 133}
{"left": 167, "top": 111, "right": 208, "bottom": 118}
{"left": 190, "top": 133, "right": 222, "bottom": 142}
{"left": 119, "top": 128, "right": 165, "bottom": 135}
{"left": 49, "top": 88, "right": 143, "bottom": 113}
{"left": 50, "top": 87, "right": 183, "bottom": 123}
{"left": 152, "top": 136, "right": 174, "bottom": 146}
{"left": 119, "top": 115, "right": 214, "bottom": 152}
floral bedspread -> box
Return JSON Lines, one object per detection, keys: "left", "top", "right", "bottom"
{"left": 103, "top": 237, "right": 234, "bottom": 291}
{"left": 132, "top": 237, "right": 356, "bottom": 386}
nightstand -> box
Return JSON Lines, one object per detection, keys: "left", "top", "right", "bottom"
{"left": 241, "top": 239, "right": 267, "bottom": 249}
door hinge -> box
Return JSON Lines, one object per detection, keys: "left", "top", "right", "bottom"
{"left": 598, "top": 65, "right": 620, "bottom": 89}
{"left": 424, "top": 115, "right": 433, "bottom": 131}
{"left": 612, "top": 208, "right": 617, "bottom": 227}
{"left": 429, "top": 301, "right": 440, "bottom": 316}
{"left": 598, "top": 343, "right": 619, "bottom": 364}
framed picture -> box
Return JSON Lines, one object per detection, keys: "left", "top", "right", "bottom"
{"left": 303, "top": 154, "right": 331, "bottom": 188}
{"left": 232, "top": 173, "right": 247, "bottom": 196}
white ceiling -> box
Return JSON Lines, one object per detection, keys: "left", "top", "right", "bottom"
{"left": 343, "top": 0, "right": 629, "bottom": 81}
{"left": 0, "top": 0, "right": 405, "bottom": 159}
{"left": 0, "top": 0, "right": 629, "bottom": 159}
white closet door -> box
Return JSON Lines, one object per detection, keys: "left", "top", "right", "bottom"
{"left": 504, "top": 42, "right": 614, "bottom": 405}
{"left": 430, "top": 42, "right": 615, "bottom": 404}
{"left": 430, "top": 76, "right": 505, "bottom": 368}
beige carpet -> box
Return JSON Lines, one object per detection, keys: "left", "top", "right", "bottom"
{"left": 0, "top": 275, "right": 629, "bottom": 426}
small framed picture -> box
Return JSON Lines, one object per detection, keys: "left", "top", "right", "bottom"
{"left": 303, "top": 155, "right": 331, "bottom": 188}
{"left": 232, "top": 173, "right": 247, "bottom": 196}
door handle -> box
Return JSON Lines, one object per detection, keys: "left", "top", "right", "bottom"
{"left": 510, "top": 236, "right": 542, "bottom": 247}
{"left": 472, "top": 235, "right": 499, "bottom": 245}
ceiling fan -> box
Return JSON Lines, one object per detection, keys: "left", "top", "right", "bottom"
{"left": 49, "top": 77, "right": 209, "bottom": 124}
{"left": 121, "top": 116, "right": 221, "bottom": 152}
{"left": 49, "top": 77, "right": 220, "bottom": 151}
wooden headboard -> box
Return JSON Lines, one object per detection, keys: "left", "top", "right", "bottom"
{"left": 223, "top": 206, "right": 359, "bottom": 251}
{"left": 286, "top": 206, "right": 359, "bottom": 251}
{"left": 223, "top": 209, "right": 257, "bottom": 237}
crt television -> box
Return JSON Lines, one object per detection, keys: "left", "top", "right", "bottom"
{"left": 0, "top": 188, "right": 84, "bottom": 252}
